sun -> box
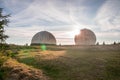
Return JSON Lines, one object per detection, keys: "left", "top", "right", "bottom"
{"left": 69, "top": 29, "right": 80, "bottom": 38}
{"left": 73, "top": 29, "right": 80, "bottom": 35}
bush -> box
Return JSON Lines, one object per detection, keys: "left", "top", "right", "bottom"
{"left": 0, "top": 55, "right": 8, "bottom": 66}
{"left": 0, "top": 44, "right": 9, "bottom": 52}
{"left": 4, "top": 50, "right": 19, "bottom": 57}
{"left": 0, "top": 54, "right": 8, "bottom": 80}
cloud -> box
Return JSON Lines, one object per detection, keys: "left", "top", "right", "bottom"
{"left": 8, "top": 0, "right": 104, "bottom": 28}
{"left": 2, "top": 0, "right": 33, "bottom": 14}
{"left": 1, "top": 0, "right": 120, "bottom": 45}
{"left": 5, "top": 25, "right": 76, "bottom": 45}
{"left": 5, "top": 25, "right": 43, "bottom": 45}
{"left": 9, "top": 0, "right": 73, "bottom": 27}
{"left": 96, "top": 31, "right": 120, "bottom": 44}
{"left": 95, "top": 0, "right": 120, "bottom": 31}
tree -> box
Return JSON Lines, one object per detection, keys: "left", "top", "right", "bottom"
{"left": 113, "top": 41, "right": 116, "bottom": 45}
{"left": 103, "top": 41, "right": 105, "bottom": 45}
{"left": 96, "top": 42, "right": 99, "bottom": 45}
{"left": 0, "top": 8, "right": 10, "bottom": 44}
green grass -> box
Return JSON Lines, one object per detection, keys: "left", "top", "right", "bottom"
{"left": 16, "top": 46, "right": 120, "bottom": 80}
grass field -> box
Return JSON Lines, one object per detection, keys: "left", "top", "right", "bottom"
{"left": 16, "top": 45, "right": 120, "bottom": 80}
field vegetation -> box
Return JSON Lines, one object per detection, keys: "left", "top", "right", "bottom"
{"left": 0, "top": 44, "right": 120, "bottom": 80}
{"left": 13, "top": 45, "right": 120, "bottom": 80}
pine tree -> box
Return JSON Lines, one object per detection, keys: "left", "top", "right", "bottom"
{"left": 103, "top": 41, "right": 105, "bottom": 45}
{"left": 96, "top": 42, "right": 99, "bottom": 45}
{"left": 0, "top": 8, "right": 10, "bottom": 44}
{"left": 113, "top": 41, "right": 116, "bottom": 45}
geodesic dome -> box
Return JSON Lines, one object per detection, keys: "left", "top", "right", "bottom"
{"left": 74, "top": 28, "right": 96, "bottom": 45}
{"left": 31, "top": 31, "right": 56, "bottom": 45}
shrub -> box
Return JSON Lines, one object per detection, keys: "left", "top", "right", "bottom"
{"left": 4, "top": 50, "right": 18, "bottom": 57}
{"left": 0, "top": 54, "right": 8, "bottom": 80}
{"left": 0, "top": 55, "right": 8, "bottom": 66}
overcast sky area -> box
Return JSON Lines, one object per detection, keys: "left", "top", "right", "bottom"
{"left": 0, "top": 0, "right": 120, "bottom": 45}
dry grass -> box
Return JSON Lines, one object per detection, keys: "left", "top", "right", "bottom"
{"left": 36, "top": 50, "right": 66, "bottom": 60}
{"left": 1, "top": 58, "right": 50, "bottom": 80}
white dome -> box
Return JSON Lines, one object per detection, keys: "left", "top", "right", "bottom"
{"left": 31, "top": 31, "right": 56, "bottom": 45}
{"left": 74, "top": 28, "right": 96, "bottom": 45}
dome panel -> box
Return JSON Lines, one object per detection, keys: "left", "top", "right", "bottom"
{"left": 31, "top": 31, "right": 56, "bottom": 45}
{"left": 74, "top": 29, "right": 96, "bottom": 45}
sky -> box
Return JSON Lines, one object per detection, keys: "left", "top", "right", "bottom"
{"left": 0, "top": 0, "right": 120, "bottom": 45}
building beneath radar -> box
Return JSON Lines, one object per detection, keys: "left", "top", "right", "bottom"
{"left": 74, "top": 28, "right": 96, "bottom": 45}
{"left": 31, "top": 31, "right": 56, "bottom": 45}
